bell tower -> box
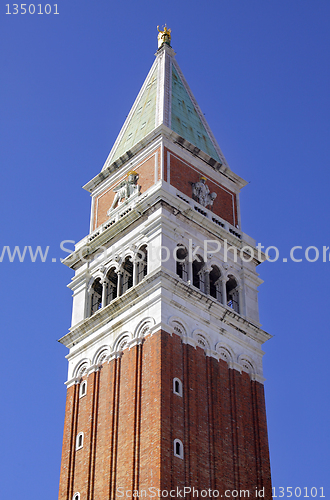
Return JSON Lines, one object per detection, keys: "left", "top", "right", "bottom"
{"left": 58, "top": 28, "right": 272, "bottom": 500}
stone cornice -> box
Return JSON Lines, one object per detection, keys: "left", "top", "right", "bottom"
{"left": 83, "top": 125, "right": 247, "bottom": 194}
{"left": 163, "top": 269, "right": 271, "bottom": 345}
{"left": 62, "top": 183, "right": 266, "bottom": 271}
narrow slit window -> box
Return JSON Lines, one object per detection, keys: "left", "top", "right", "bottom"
{"left": 174, "top": 439, "right": 184, "bottom": 459}
{"left": 79, "top": 381, "right": 87, "bottom": 398}
{"left": 76, "top": 432, "right": 84, "bottom": 450}
{"left": 173, "top": 378, "right": 183, "bottom": 397}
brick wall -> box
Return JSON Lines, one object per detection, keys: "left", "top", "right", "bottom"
{"left": 165, "top": 148, "right": 238, "bottom": 227}
{"left": 92, "top": 145, "right": 239, "bottom": 231}
{"left": 58, "top": 331, "right": 272, "bottom": 499}
{"left": 93, "top": 147, "right": 161, "bottom": 230}
{"left": 159, "top": 332, "right": 272, "bottom": 498}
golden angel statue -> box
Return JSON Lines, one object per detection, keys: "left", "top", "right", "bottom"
{"left": 157, "top": 25, "right": 172, "bottom": 48}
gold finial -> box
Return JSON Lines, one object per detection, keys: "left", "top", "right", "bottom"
{"left": 157, "top": 24, "right": 171, "bottom": 49}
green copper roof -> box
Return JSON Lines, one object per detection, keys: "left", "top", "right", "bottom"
{"left": 103, "top": 46, "right": 225, "bottom": 171}
{"left": 171, "top": 66, "right": 221, "bottom": 162}
{"left": 111, "top": 67, "right": 158, "bottom": 162}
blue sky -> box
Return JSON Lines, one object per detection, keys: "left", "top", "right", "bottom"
{"left": 1, "top": 1, "right": 329, "bottom": 497}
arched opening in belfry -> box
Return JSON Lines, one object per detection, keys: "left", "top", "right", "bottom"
{"left": 106, "top": 267, "right": 118, "bottom": 305}
{"left": 90, "top": 278, "right": 102, "bottom": 316}
{"left": 210, "top": 265, "right": 222, "bottom": 301}
{"left": 137, "top": 245, "right": 148, "bottom": 284}
{"left": 122, "top": 257, "right": 133, "bottom": 294}
{"left": 226, "top": 275, "right": 239, "bottom": 313}
{"left": 176, "top": 245, "right": 188, "bottom": 281}
{"left": 192, "top": 256, "right": 204, "bottom": 290}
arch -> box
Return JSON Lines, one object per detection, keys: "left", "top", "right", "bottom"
{"left": 92, "top": 346, "right": 110, "bottom": 366}
{"left": 87, "top": 274, "right": 103, "bottom": 293}
{"left": 208, "top": 259, "right": 226, "bottom": 278}
{"left": 121, "top": 249, "right": 136, "bottom": 264}
{"left": 169, "top": 317, "right": 188, "bottom": 338}
{"left": 73, "top": 359, "right": 90, "bottom": 378}
{"left": 104, "top": 259, "right": 121, "bottom": 275}
{"left": 113, "top": 332, "right": 131, "bottom": 352}
{"left": 173, "top": 439, "right": 184, "bottom": 459}
{"left": 73, "top": 494, "right": 80, "bottom": 500}
{"left": 134, "top": 317, "right": 155, "bottom": 338}
{"left": 238, "top": 354, "right": 256, "bottom": 376}
{"left": 193, "top": 330, "right": 211, "bottom": 350}
{"left": 215, "top": 343, "right": 235, "bottom": 365}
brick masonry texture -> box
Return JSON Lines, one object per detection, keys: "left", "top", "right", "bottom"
{"left": 93, "top": 148, "right": 161, "bottom": 230}
{"left": 165, "top": 147, "right": 238, "bottom": 227}
{"left": 58, "top": 331, "right": 272, "bottom": 499}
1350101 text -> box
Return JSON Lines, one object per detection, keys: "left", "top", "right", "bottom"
{"left": 6, "top": 4, "right": 59, "bottom": 14}
{"left": 272, "top": 487, "right": 325, "bottom": 498}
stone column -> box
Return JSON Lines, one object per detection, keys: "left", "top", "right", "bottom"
{"left": 204, "top": 269, "right": 210, "bottom": 295}
{"left": 101, "top": 279, "right": 108, "bottom": 308}
{"left": 237, "top": 286, "right": 243, "bottom": 315}
{"left": 187, "top": 259, "right": 193, "bottom": 284}
{"left": 133, "top": 259, "right": 138, "bottom": 286}
{"left": 85, "top": 290, "right": 92, "bottom": 318}
{"left": 220, "top": 277, "right": 227, "bottom": 306}
{"left": 117, "top": 271, "right": 123, "bottom": 297}
{"left": 214, "top": 279, "right": 221, "bottom": 302}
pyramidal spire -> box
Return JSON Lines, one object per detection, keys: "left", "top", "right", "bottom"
{"left": 102, "top": 27, "right": 228, "bottom": 171}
